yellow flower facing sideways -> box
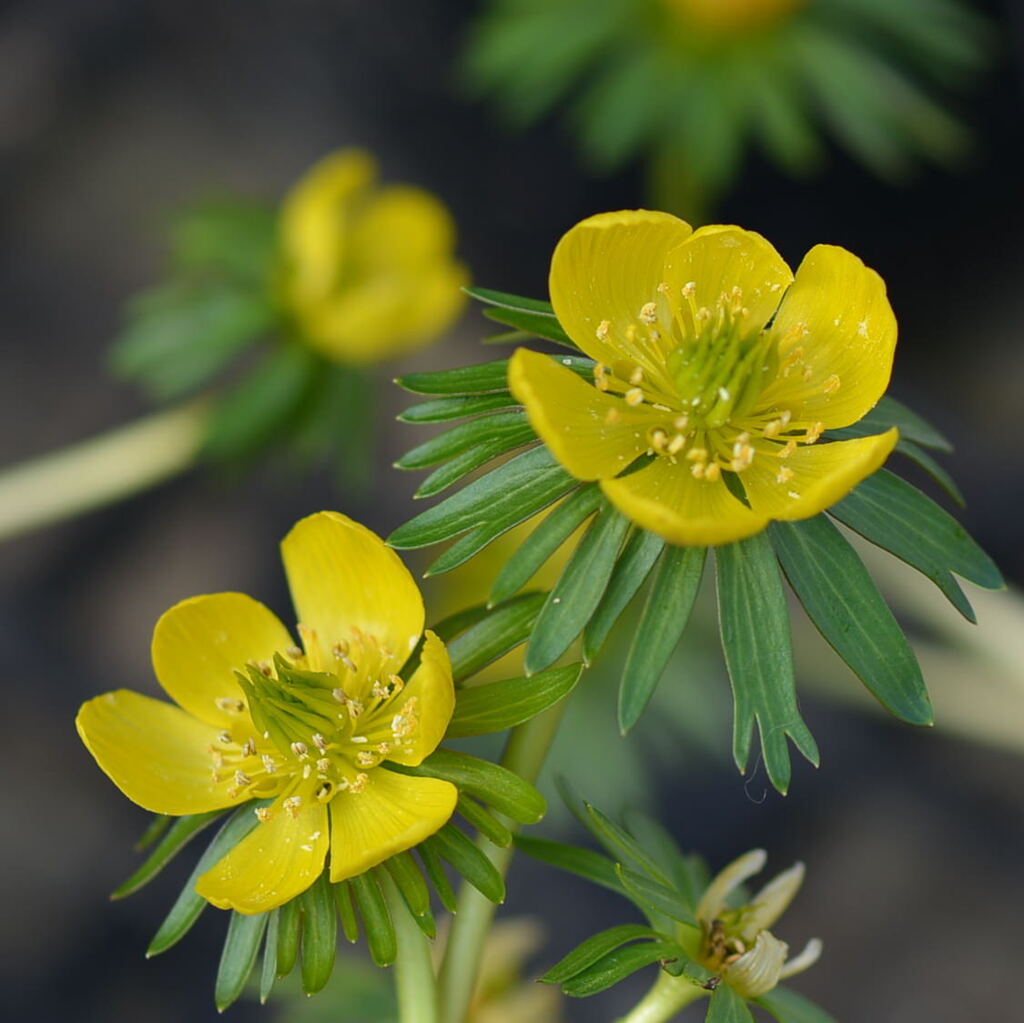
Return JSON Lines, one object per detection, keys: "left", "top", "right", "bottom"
{"left": 76, "top": 512, "right": 457, "bottom": 914}
{"left": 279, "top": 148, "right": 468, "bottom": 363}
{"left": 509, "top": 211, "right": 898, "bottom": 546}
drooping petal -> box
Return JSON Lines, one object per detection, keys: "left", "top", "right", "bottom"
{"left": 742, "top": 862, "right": 805, "bottom": 937}
{"left": 381, "top": 630, "right": 455, "bottom": 766}
{"left": 742, "top": 430, "right": 897, "bottom": 521}
{"left": 152, "top": 593, "right": 294, "bottom": 728}
{"left": 778, "top": 937, "right": 823, "bottom": 981}
{"left": 663, "top": 225, "right": 793, "bottom": 332}
{"left": 328, "top": 768, "right": 457, "bottom": 882}
{"left": 509, "top": 348, "right": 663, "bottom": 481}
{"left": 75, "top": 690, "right": 246, "bottom": 815}
{"left": 696, "top": 848, "right": 767, "bottom": 921}
{"left": 281, "top": 511, "right": 425, "bottom": 669}
{"left": 196, "top": 793, "right": 329, "bottom": 914}
{"left": 761, "top": 244, "right": 897, "bottom": 428}
{"left": 724, "top": 930, "right": 790, "bottom": 998}
{"left": 548, "top": 210, "right": 693, "bottom": 366}
{"left": 602, "top": 458, "right": 769, "bottom": 547}
{"left": 349, "top": 186, "right": 458, "bottom": 271}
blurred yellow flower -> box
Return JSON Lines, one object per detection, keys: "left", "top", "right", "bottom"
{"left": 663, "top": 0, "right": 806, "bottom": 33}
{"left": 279, "top": 149, "right": 468, "bottom": 363}
{"left": 76, "top": 511, "right": 457, "bottom": 914}
{"left": 509, "top": 210, "right": 898, "bottom": 546}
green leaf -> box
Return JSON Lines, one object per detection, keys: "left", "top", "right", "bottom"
{"left": 276, "top": 896, "right": 302, "bottom": 977}
{"left": 398, "top": 393, "right": 518, "bottom": 423}
{"left": 147, "top": 803, "right": 262, "bottom": 957}
{"left": 757, "top": 985, "right": 840, "bottom": 1023}
{"left": 715, "top": 535, "right": 820, "bottom": 795}
{"left": 258, "top": 909, "right": 279, "bottom": 1004}
{"left": 616, "top": 865, "right": 698, "bottom": 928}
{"left": 541, "top": 924, "right": 663, "bottom": 984}
{"left": 707, "top": 983, "right": 755, "bottom": 1023}
{"left": 561, "top": 941, "right": 685, "bottom": 997}
{"left": 299, "top": 871, "right": 337, "bottom": 995}
{"left": 447, "top": 663, "right": 583, "bottom": 737}
{"left": 351, "top": 871, "right": 397, "bottom": 967}
{"left": 581, "top": 803, "right": 673, "bottom": 884}
{"left": 513, "top": 835, "right": 626, "bottom": 897}
{"left": 771, "top": 517, "right": 932, "bottom": 725}
{"left": 619, "top": 545, "right": 706, "bottom": 733}
{"left": 830, "top": 469, "right": 1002, "bottom": 622}
{"left": 414, "top": 435, "right": 537, "bottom": 499}
{"left": 215, "top": 911, "right": 268, "bottom": 1012}
{"left": 445, "top": 592, "right": 548, "bottom": 683}
{"left": 458, "top": 793, "right": 514, "bottom": 847}
{"left": 857, "top": 395, "right": 953, "bottom": 452}
{"left": 490, "top": 485, "right": 603, "bottom": 605}
{"left": 171, "top": 199, "right": 277, "bottom": 282}
{"left": 423, "top": 824, "right": 506, "bottom": 903}
{"left": 333, "top": 880, "right": 360, "bottom": 943}
{"left": 135, "top": 814, "right": 172, "bottom": 852}
{"left": 464, "top": 287, "right": 557, "bottom": 316}
{"left": 482, "top": 306, "right": 578, "bottom": 350}
{"left": 383, "top": 852, "right": 435, "bottom": 938}
{"left": 583, "top": 528, "right": 665, "bottom": 663}
{"left": 621, "top": 810, "right": 707, "bottom": 912}
{"left": 897, "top": 439, "right": 965, "bottom": 506}
{"left": 395, "top": 410, "right": 533, "bottom": 470}
{"left": 396, "top": 359, "right": 513, "bottom": 396}
{"left": 526, "top": 503, "right": 631, "bottom": 673}
{"left": 417, "top": 841, "right": 458, "bottom": 914}
{"left": 112, "top": 809, "right": 224, "bottom": 899}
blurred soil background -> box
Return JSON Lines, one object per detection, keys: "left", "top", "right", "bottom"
{"left": 0, "top": 2, "right": 1022, "bottom": 1021}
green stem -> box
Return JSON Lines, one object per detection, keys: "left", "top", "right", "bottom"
{"left": 617, "top": 970, "right": 706, "bottom": 1023}
{"left": 436, "top": 702, "right": 567, "bottom": 1023}
{"left": 0, "top": 400, "right": 208, "bottom": 543}
{"left": 381, "top": 872, "right": 439, "bottom": 1023}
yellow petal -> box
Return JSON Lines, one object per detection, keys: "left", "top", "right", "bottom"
{"left": 152, "top": 592, "right": 294, "bottom": 728}
{"left": 281, "top": 511, "right": 425, "bottom": 668}
{"left": 663, "top": 225, "right": 793, "bottom": 331}
{"left": 509, "top": 348, "right": 662, "bottom": 480}
{"left": 328, "top": 768, "right": 457, "bottom": 882}
{"left": 742, "top": 430, "right": 897, "bottom": 521}
{"left": 280, "top": 148, "right": 376, "bottom": 307}
{"left": 196, "top": 793, "right": 329, "bottom": 914}
{"left": 349, "top": 186, "right": 458, "bottom": 272}
{"left": 75, "top": 690, "right": 244, "bottom": 815}
{"left": 602, "top": 458, "right": 769, "bottom": 546}
{"left": 548, "top": 210, "right": 693, "bottom": 366}
{"left": 761, "top": 244, "right": 897, "bottom": 428}
{"left": 383, "top": 631, "right": 454, "bottom": 766}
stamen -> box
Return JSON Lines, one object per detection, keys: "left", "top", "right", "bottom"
{"left": 805, "top": 422, "right": 825, "bottom": 444}
{"left": 255, "top": 807, "right": 272, "bottom": 823}
{"left": 686, "top": 448, "right": 708, "bottom": 462}
{"left": 625, "top": 387, "right": 644, "bottom": 406}
{"left": 241, "top": 738, "right": 256, "bottom": 757}
{"left": 630, "top": 366, "right": 644, "bottom": 385}
{"left": 312, "top": 733, "right": 327, "bottom": 750}
{"left": 356, "top": 751, "right": 376, "bottom": 766}
{"left": 286, "top": 645, "right": 303, "bottom": 659}
{"left": 283, "top": 796, "right": 303, "bottom": 817}
{"left": 776, "top": 467, "right": 794, "bottom": 484}
{"left": 291, "top": 741, "right": 309, "bottom": 758}
{"left": 316, "top": 757, "right": 331, "bottom": 774}
{"left": 234, "top": 770, "right": 251, "bottom": 787}
{"left": 349, "top": 773, "right": 369, "bottom": 794}
{"left": 704, "top": 463, "right": 722, "bottom": 482}
{"left": 639, "top": 302, "right": 658, "bottom": 325}
{"left": 215, "top": 697, "right": 245, "bottom": 715}
{"left": 823, "top": 374, "right": 841, "bottom": 394}
{"left": 315, "top": 782, "right": 333, "bottom": 803}
{"left": 667, "top": 434, "right": 686, "bottom": 456}
{"left": 262, "top": 754, "right": 277, "bottom": 772}
{"left": 596, "top": 320, "right": 611, "bottom": 341}
{"left": 605, "top": 407, "right": 620, "bottom": 425}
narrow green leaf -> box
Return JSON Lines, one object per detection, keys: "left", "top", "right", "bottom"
{"left": 396, "top": 359, "right": 512, "bottom": 396}
{"left": 542, "top": 924, "right": 663, "bottom": 984}
{"left": 215, "top": 911, "right": 268, "bottom": 1012}
{"left": 446, "top": 592, "right": 547, "bottom": 683}
{"left": 417, "top": 842, "right": 457, "bottom": 914}
{"left": 621, "top": 810, "right": 706, "bottom": 912}
{"left": 707, "top": 983, "right": 755, "bottom": 1023}
{"left": 458, "top": 793, "right": 514, "bottom": 847}
{"left": 299, "top": 872, "right": 337, "bottom": 995}
{"left": 276, "top": 897, "right": 302, "bottom": 977}
{"left": 424, "top": 825, "right": 506, "bottom": 903}
{"left": 333, "top": 880, "right": 359, "bottom": 944}
{"left": 447, "top": 663, "right": 583, "bottom": 737}
{"left": 398, "top": 393, "right": 517, "bottom": 423}
{"left": 465, "top": 286, "right": 557, "bottom": 315}
{"left": 482, "top": 306, "right": 577, "bottom": 350}
{"left": 258, "top": 909, "right": 280, "bottom": 1004}
{"left": 616, "top": 865, "right": 698, "bottom": 927}
{"left": 113, "top": 809, "right": 224, "bottom": 899}
{"left": 513, "top": 835, "right": 627, "bottom": 897}
{"left": 415, "top": 434, "right": 536, "bottom": 499}
{"left": 830, "top": 469, "right": 1003, "bottom": 622}
{"left": 583, "top": 528, "right": 665, "bottom": 663}
{"left": 619, "top": 545, "right": 706, "bottom": 733}
{"left": 897, "top": 440, "right": 965, "bottom": 506}
{"left": 526, "top": 503, "right": 631, "bottom": 673}
{"left": 771, "top": 517, "right": 932, "bottom": 725}
{"left": 430, "top": 603, "right": 492, "bottom": 644}
{"left": 395, "top": 410, "right": 532, "bottom": 469}
{"left": 135, "top": 813, "right": 171, "bottom": 852}
{"left": 351, "top": 872, "right": 397, "bottom": 967}
{"left": 561, "top": 941, "right": 685, "bottom": 997}
{"left": 490, "top": 485, "right": 603, "bottom": 605}
{"left": 383, "top": 852, "right": 435, "bottom": 938}
{"left": 715, "top": 535, "right": 820, "bottom": 795}
{"left": 147, "top": 803, "right": 262, "bottom": 957}
{"left": 847, "top": 395, "right": 953, "bottom": 451}
{"left": 757, "top": 985, "right": 840, "bottom": 1023}
{"left": 582, "top": 803, "right": 673, "bottom": 885}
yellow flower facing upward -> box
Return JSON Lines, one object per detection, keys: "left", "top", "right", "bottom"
{"left": 662, "top": 0, "right": 807, "bottom": 34}
{"left": 279, "top": 149, "right": 468, "bottom": 364}
{"left": 509, "top": 211, "right": 898, "bottom": 546}
{"left": 76, "top": 512, "right": 457, "bottom": 914}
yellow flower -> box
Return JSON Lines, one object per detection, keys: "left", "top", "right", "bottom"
{"left": 509, "top": 210, "right": 898, "bottom": 546}
{"left": 76, "top": 511, "right": 457, "bottom": 914}
{"left": 279, "top": 149, "right": 468, "bottom": 364}
{"left": 662, "top": 0, "right": 806, "bottom": 34}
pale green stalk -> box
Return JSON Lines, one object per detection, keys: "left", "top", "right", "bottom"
{"left": 618, "top": 971, "right": 706, "bottom": 1023}
{"left": 436, "top": 702, "right": 567, "bottom": 1023}
{"left": 382, "top": 873, "right": 439, "bottom": 1023}
{"left": 0, "top": 400, "right": 208, "bottom": 542}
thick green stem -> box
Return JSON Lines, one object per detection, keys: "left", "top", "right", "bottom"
{"left": 382, "top": 873, "right": 439, "bottom": 1023}
{"left": 436, "top": 702, "right": 567, "bottom": 1023}
{"left": 617, "top": 970, "right": 706, "bottom": 1023}
{"left": 0, "top": 400, "right": 208, "bottom": 542}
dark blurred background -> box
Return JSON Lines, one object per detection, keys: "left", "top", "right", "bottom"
{"left": 1, "top": 1, "right": 1022, "bottom": 1021}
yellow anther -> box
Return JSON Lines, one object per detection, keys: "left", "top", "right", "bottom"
{"left": 802, "top": 366, "right": 814, "bottom": 382}
{"left": 667, "top": 433, "right": 687, "bottom": 456}
{"left": 255, "top": 807, "right": 272, "bottom": 823}
{"left": 332, "top": 687, "right": 348, "bottom": 705}
{"left": 595, "top": 376, "right": 610, "bottom": 392}
{"left": 682, "top": 281, "right": 697, "bottom": 298}
{"left": 356, "top": 751, "right": 376, "bottom": 766}
{"left": 657, "top": 281, "right": 671, "bottom": 294}
{"left": 763, "top": 419, "right": 782, "bottom": 438}
{"left": 376, "top": 742, "right": 392, "bottom": 755}
{"left": 312, "top": 733, "right": 327, "bottom": 750}
{"left": 639, "top": 302, "right": 658, "bottom": 325}
{"left": 218, "top": 730, "right": 232, "bottom": 744}
{"left": 211, "top": 769, "right": 222, "bottom": 783}
{"left": 776, "top": 467, "right": 794, "bottom": 484}
{"left": 241, "top": 738, "right": 256, "bottom": 757}
{"left": 315, "top": 782, "right": 333, "bottom": 803}
{"left": 625, "top": 387, "right": 644, "bottom": 406}
{"left": 234, "top": 770, "right": 251, "bottom": 787}
{"left": 686, "top": 447, "right": 708, "bottom": 462}
{"left": 596, "top": 320, "right": 611, "bottom": 341}
{"left": 349, "top": 773, "right": 369, "bottom": 794}
{"left": 215, "top": 697, "right": 245, "bottom": 714}
{"left": 630, "top": 365, "right": 645, "bottom": 385}
{"left": 283, "top": 796, "right": 303, "bottom": 818}
{"left": 286, "top": 645, "right": 303, "bottom": 659}
{"left": 823, "top": 374, "right": 841, "bottom": 394}
{"left": 650, "top": 428, "right": 669, "bottom": 453}
{"left": 261, "top": 754, "right": 277, "bottom": 772}
{"left": 291, "top": 741, "right": 309, "bottom": 758}
{"left": 780, "top": 440, "right": 797, "bottom": 458}
{"left": 605, "top": 407, "right": 621, "bottom": 425}
{"left": 704, "top": 463, "right": 722, "bottom": 482}
{"left": 805, "top": 422, "right": 825, "bottom": 444}
{"left": 673, "top": 414, "right": 690, "bottom": 431}
{"left": 388, "top": 674, "right": 405, "bottom": 694}
{"left": 316, "top": 757, "right": 331, "bottom": 774}
{"left": 691, "top": 462, "right": 706, "bottom": 479}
